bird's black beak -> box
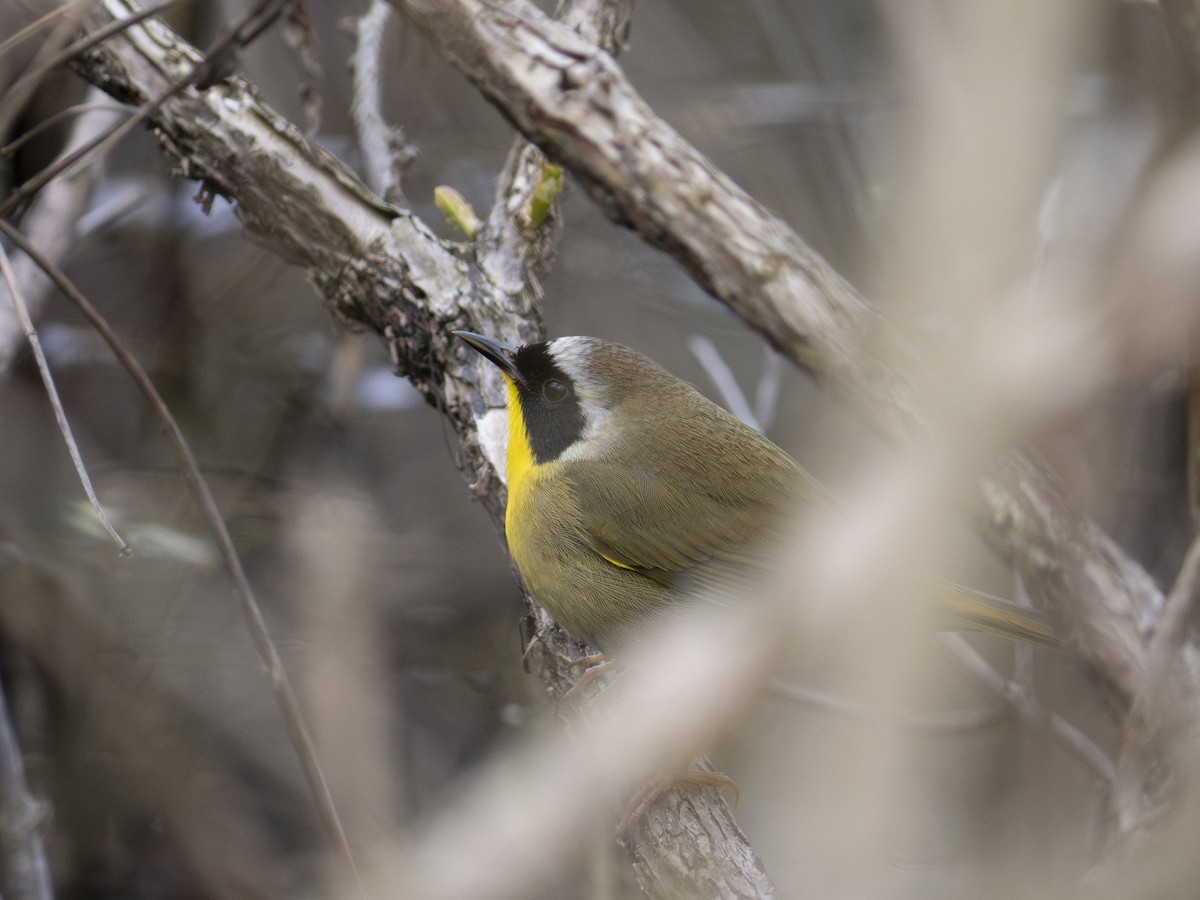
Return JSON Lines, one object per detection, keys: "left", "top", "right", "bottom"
{"left": 452, "top": 330, "right": 523, "bottom": 384}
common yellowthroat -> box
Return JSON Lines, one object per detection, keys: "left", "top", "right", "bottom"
{"left": 454, "top": 330, "right": 1057, "bottom": 653}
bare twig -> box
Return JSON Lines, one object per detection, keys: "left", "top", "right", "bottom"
{"left": 0, "top": 242, "right": 128, "bottom": 553}
{"left": 0, "top": 674, "right": 53, "bottom": 900}
{"left": 941, "top": 634, "right": 1116, "bottom": 784}
{"left": 0, "top": 0, "right": 89, "bottom": 141}
{"left": 754, "top": 346, "right": 784, "bottom": 432}
{"left": 0, "top": 0, "right": 78, "bottom": 59}
{"left": 279, "top": 0, "right": 323, "bottom": 136}
{"left": 350, "top": 0, "right": 411, "bottom": 202}
{"left": 0, "top": 0, "right": 179, "bottom": 146}
{"left": 766, "top": 678, "right": 1008, "bottom": 732}
{"left": 0, "top": 85, "right": 124, "bottom": 373}
{"left": 0, "top": 0, "right": 281, "bottom": 220}
{"left": 687, "top": 334, "right": 763, "bottom": 432}
{"left": 0, "top": 100, "right": 130, "bottom": 160}
{"left": 0, "top": 219, "right": 359, "bottom": 881}
{"left": 1155, "top": 537, "right": 1200, "bottom": 670}
{"left": 554, "top": 0, "right": 631, "bottom": 53}
{"left": 391, "top": 0, "right": 891, "bottom": 422}
{"left": 0, "top": 560, "right": 293, "bottom": 897}
{"left": 1189, "top": 365, "right": 1200, "bottom": 531}
{"left": 1134, "top": 531, "right": 1200, "bottom": 727}
{"left": 1157, "top": 0, "right": 1200, "bottom": 120}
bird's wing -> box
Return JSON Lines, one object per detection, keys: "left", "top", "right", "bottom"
{"left": 560, "top": 459, "right": 1062, "bottom": 648}
{"left": 562, "top": 458, "right": 793, "bottom": 589}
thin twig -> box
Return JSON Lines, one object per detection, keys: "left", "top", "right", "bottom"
{"left": 687, "top": 334, "right": 762, "bottom": 432}
{"left": 766, "top": 678, "right": 1007, "bottom": 732}
{"left": 0, "top": 674, "right": 54, "bottom": 900}
{"left": 0, "top": 0, "right": 78, "bottom": 58}
{"left": 1188, "top": 365, "right": 1200, "bottom": 531}
{"left": 0, "top": 243, "right": 128, "bottom": 553}
{"left": 0, "top": 219, "right": 360, "bottom": 882}
{"left": 0, "top": 0, "right": 89, "bottom": 141}
{"left": 754, "top": 345, "right": 784, "bottom": 432}
{"left": 0, "top": 0, "right": 270, "bottom": 220}
{"left": 1, "top": 85, "right": 123, "bottom": 373}
{"left": 1176, "top": 553, "right": 1200, "bottom": 648}
{"left": 0, "top": 0, "right": 180, "bottom": 143}
{"left": 1012, "top": 572, "right": 1036, "bottom": 689}
{"left": 351, "top": 0, "right": 410, "bottom": 202}
{"left": 940, "top": 633, "right": 1116, "bottom": 783}
{"left": 0, "top": 101, "right": 131, "bottom": 160}
{"left": 1138, "top": 529, "right": 1200, "bottom": 717}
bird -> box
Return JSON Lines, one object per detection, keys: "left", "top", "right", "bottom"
{"left": 453, "top": 330, "right": 1057, "bottom": 655}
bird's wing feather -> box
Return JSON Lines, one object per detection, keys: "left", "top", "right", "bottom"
{"left": 558, "top": 456, "right": 1062, "bottom": 647}
{"left": 562, "top": 458, "right": 792, "bottom": 588}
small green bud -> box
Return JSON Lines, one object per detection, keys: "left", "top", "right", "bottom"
{"left": 434, "top": 186, "right": 481, "bottom": 238}
{"left": 525, "top": 162, "right": 564, "bottom": 228}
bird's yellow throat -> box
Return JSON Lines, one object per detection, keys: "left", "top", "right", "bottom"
{"left": 504, "top": 376, "right": 538, "bottom": 543}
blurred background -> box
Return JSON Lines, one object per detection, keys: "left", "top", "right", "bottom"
{"left": 0, "top": 0, "right": 1193, "bottom": 897}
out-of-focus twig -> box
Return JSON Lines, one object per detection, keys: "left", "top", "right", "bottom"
{"left": 766, "top": 678, "right": 1008, "bottom": 732}
{"left": 0, "top": 0, "right": 280, "bottom": 219}
{"left": 688, "top": 334, "right": 763, "bottom": 432}
{"left": 940, "top": 634, "right": 1116, "bottom": 783}
{"left": 0, "top": 674, "right": 53, "bottom": 900}
{"left": 1135, "top": 532, "right": 1200, "bottom": 727}
{"left": 0, "top": 85, "right": 124, "bottom": 373}
{"left": 754, "top": 345, "right": 784, "bottom": 433}
{"left": 350, "top": 0, "right": 411, "bottom": 202}
{"left": 1157, "top": 0, "right": 1200, "bottom": 117}
{"left": 1189, "top": 365, "right": 1200, "bottom": 531}
{"left": 0, "top": 219, "right": 359, "bottom": 882}
{"left": 0, "top": 0, "right": 178, "bottom": 146}
{"left": 0, "top": 0, "right": 75, "bottom": 59}
{"left": 0, "top": 0, "right": 88, "bottom": 142}
{"left": 0, "top": 100, "right": 129, "bottom": 160}
{"left": 0, "top": 242, "right": 128, "bottom": 552}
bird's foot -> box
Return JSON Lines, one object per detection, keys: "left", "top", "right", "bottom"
{"left": 562, "top": 653, "right": 619, "bottom": 703}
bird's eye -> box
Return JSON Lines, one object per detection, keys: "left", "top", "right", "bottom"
{"left": 542, "top": 379, "right": 569, "bottom": 404}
